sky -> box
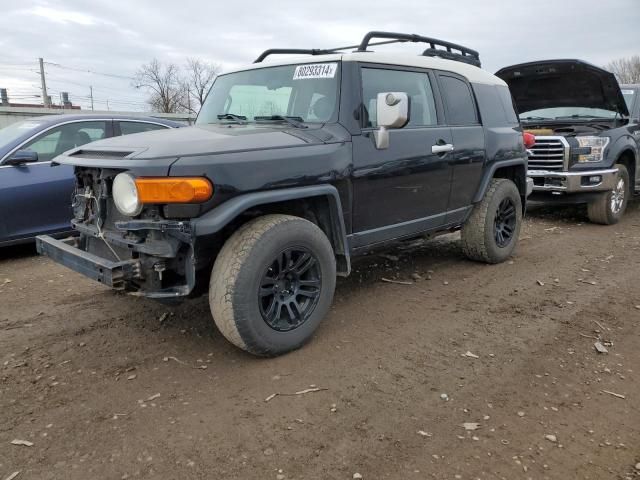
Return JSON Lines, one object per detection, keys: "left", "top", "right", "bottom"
{"left": 0, "top": 0, "right": 638, "bottom": 112}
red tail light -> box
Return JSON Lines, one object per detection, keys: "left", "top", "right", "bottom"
{"left": 523, "top": 132, "right": 536, "bottom": 149}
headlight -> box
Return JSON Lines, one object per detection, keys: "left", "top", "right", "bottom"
{"left": 112, "top": 172, "right": 142, "bottom": 216}
{"left": 575, "top": 136, "right": 609, "bottom": 163}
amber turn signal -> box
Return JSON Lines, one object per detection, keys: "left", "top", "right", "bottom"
{"left": 135, "top": 177, "right": 213, "bottom": 204}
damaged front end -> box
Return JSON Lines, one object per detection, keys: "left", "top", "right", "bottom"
{"left": 37, "top": 167, "right": 198, "bottom": 299}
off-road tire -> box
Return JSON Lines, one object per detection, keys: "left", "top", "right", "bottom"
{"left": 209, "top": 214, "right": 336, "bottom": 357}
{"left": 587, "top": 164, "right": 629, "bottom": 225}
{"left": 461, "top": 178, "right": 522, "bottom": 264}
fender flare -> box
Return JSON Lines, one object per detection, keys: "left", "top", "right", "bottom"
{"left": 191, "top": 185, "right": 351, "bottom": 275}
{"left": 611, "top": 138, "right": 639, "bottom": 165}
{"left": 472, "top": 158, "right": 527, "bottom": 203}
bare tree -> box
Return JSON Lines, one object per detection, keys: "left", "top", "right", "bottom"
{"left": 134, "top": 59, "right": 186, "bottom": 113}
{"left": 605, "top": 55, "right": 640, "bottom": 84}
{"left": 182, "top": 58, "right": 221, "bottom": 114}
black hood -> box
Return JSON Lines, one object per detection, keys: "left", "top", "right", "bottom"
{"left": 66, "top": 123, "right": 321, "bottom": 160}
{"left": 496, "top": 59, "right": 629, "bottom": 116}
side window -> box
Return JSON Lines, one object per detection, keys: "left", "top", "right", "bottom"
{"left": 439, "top": 75, "right": 479, "bottom": 125}
{"left": 119, "top": 121, "right": 167, "bottom": 136}
{"left": 23, "top": 121, "right": 106, "bottom": 162}
{"left": 361, "top": 68, "right": 438, "bottom": 128}
{"left": 24, "top": 130, "right": 62, "bottom": 160}
{"left": 496, "top": 85, "right": 519, "bottom": 124}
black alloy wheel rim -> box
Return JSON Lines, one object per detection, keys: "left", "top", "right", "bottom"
{"left": 258, "top": 247, "right": 322, "bottom": 332}
{"left": 494, "top": 198, "right": 517, "bottom": 248}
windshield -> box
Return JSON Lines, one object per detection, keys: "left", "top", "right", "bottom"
{"left": 519, "top": 107, "right": 620, "bottom": 121}
{"left": 0, "top": 120, "right": 44, "bottom": 146}
{"left": 196, "top": 62, "right": 340, "bottom": 125}
{"left": 622, "top": 89, "right": 636, "bottom": 111}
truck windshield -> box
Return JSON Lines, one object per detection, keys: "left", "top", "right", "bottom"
{"left": 622, "top": 89, "right": 635, "bottom": 111}
{"left": 196, "top": 62, "right": 340, "bottom": 125}
{"left": 519, "top": 107, "right": 619, "bottom": 121}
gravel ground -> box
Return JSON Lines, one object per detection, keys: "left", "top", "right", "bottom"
{"left": 1, "top": 202, "right": 639, "bottom": 480}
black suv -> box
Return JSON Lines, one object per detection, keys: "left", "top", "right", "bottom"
{"left": 37, "top": 32, "right": 530, "bottom": 356}
{"left": 496, "top": 60, "right": 640, "bottom": 224}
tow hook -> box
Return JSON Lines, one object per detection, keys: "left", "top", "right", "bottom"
{"left": 153, "top": 262, "right": 166, "bottom": 281}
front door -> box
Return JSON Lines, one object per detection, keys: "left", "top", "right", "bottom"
{"left": 351, "top": 66, "right": 453, "bottom": 248}
{"left": 0, "top": 120, "right": 108, "bottom": 243}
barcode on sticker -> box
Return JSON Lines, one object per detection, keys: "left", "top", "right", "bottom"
{"left": 293, "top": 63, "right": 337, "bottom": 80}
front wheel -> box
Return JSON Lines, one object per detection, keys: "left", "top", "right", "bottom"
{"left": 587, "top": 164, "right": 629, "bottom": 225}
{"left": 209, "top": 214, "right": 336, "bottom": 357}
{"left": 461, "top": 178, "right": 523, "bottom": 264}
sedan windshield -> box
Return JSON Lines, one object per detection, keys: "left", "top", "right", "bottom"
{"left": 0, "top": 120, "right": 44, "bottom": 146}
{"left": 196, "top": 62, "right": 340, "bottom": 125}
{"left": 519, "top": 107, "right": 619, "bottom": 121}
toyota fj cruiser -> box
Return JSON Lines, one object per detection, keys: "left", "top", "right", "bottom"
{"left": 496, "top": 60, "right": 640, "bottom": 224}
{"left": 37, "top": 32, "right": 530, "bottom": 356}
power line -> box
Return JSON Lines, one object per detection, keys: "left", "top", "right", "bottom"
{"left": 44, "top": 61, "right": 137, "bottom": 81}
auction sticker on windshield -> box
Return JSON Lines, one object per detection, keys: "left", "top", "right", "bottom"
{"left": 293, "top": 63, "right": 337, "bottom": 80}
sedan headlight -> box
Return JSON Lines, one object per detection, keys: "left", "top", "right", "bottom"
{"left": 112, "top": 172, "right": 143, "bottom": 216}
{"left": 575, "top": 136, "right": 609, "bottom": 163}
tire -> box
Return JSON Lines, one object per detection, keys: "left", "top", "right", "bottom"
{"left": 209, "top": 214, "right": 336, "bottom": 357}
{"left": 461, "top": 178, "right": 522, "bottom": 264}
{"left": 587, "top": 164, "right": 629, "bottom": 225}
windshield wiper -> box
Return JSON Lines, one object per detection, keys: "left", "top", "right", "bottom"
{"left": 254, "top": 115, "right": 308, "bottom": 129}
{"left": 521, "top": 116, "right": 552, "bottom": 121}
{"left": 554, "top": 115, "right": 611, "bottom": 120}
{"left": 216, "top": 113, "right": 248, "bottom": 123}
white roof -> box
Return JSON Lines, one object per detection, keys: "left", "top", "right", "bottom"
{"left": 225, "top": 52, "right": 505, "bottom": 86}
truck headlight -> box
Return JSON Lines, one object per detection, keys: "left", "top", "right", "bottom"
{"left": 575, "top": 136, "right": 609, "bottom": 163}
{"left": 112, "top": 172, "right": 142, "bottom": 216}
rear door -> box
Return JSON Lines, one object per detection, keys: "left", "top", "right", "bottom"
{"left": 350, "top": 65, "right": 454, "bottom": 247}
{"left": 436, "top": 72, "right": 486, "bottom": 218}
{"left": 0, "top": 120, "right": 108, "bottom": 242}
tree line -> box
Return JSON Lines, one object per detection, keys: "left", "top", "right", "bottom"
{"left": 135, "top": 55, "right": 640, "bottom": 115}
{"left": 605, "top": 55, "right": 640, "bottom": 84}
{"left": 134, "top": 58, "right": 220, "bottom": 114}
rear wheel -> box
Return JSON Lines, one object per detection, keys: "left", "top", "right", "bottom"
{"left": 587, "top": 164, "right": 629, "bottom": 225}
{"left": 461, "top": 178, "right": 522, "bottom": 264}
{"left": 209, "top": 214, "right": 336, "bottom": 356}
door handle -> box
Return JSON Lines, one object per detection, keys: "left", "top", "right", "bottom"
{"left": 432, "top": 143, "right": 454, "bottom": 154}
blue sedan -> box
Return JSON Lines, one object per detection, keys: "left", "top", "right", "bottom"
{"left": 0, "top": 114, "right": 183, "bottom": 246}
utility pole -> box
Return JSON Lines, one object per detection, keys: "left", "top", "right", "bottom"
{"left": 106, "top": 99, "right": 110, "bottom": 111}
{"left": 89, "top": 85, "right": 94, "bottom": 111}
{"left": 39, "top": 57, "right": 50, "bottom": 108}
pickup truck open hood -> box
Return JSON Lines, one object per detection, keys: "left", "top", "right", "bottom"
{"left": 495, "top": 59, "right": 629, "bottom": 116}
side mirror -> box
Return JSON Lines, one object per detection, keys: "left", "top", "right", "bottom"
{"left": 373, "top": 92, "right": 409, "bottom": 149}
{"left": 5, "top": 150, "right": 39, "bottom": 166}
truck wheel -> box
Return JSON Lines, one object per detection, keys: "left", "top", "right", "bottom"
{"left": 209, "top": 214, "right": 336, "bottom": 356}
{"left": 587, "top": 164, "right": 629, "bottom": 225}
{"left": 461, "top": 178, "right": 522, "bottom": 264}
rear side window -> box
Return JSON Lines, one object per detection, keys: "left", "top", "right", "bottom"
{"left": 439, "top": 75, "right": 478, "bottom": 125}
{"left": 119, "top": 121, "right": 167, "bottom": 136}
{"left": 361, "top": 68, "right": 438, "bottom": 128}
{"left": 472, "top": 84, "right": 519, "bottom": 126}
{"left": 496, "top": 86, "right": 519, "bottom": 124}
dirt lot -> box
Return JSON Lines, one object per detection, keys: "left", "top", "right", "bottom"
{"left": 1, "top": 203, "right": 639, "bottom": 480}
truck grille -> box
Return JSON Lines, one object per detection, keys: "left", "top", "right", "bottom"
{"left": 527, "top": 136, "right": 567, "bottom": 171}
